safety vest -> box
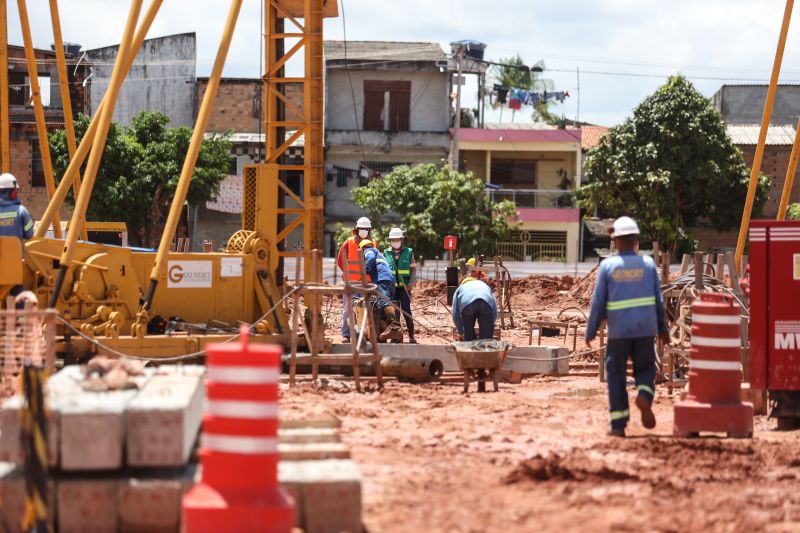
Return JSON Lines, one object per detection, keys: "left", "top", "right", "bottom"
{"left": 384, "top": 247, "right": 413, "bottom": 286}
{"left": 343, "top": 236, "right": 376, "bottom": 282}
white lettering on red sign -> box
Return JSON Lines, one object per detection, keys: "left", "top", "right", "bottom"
{"left": 775, "top": 321, "right": 800, "bottom": 350}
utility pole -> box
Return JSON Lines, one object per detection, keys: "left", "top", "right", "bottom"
{"left": 449, "top": 45, "right": 464, "bottom": 171}
{"left": 0, "top": 0, "right": 9, "bottom": 173}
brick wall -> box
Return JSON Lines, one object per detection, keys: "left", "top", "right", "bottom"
{"left": 198, "top": 78, "right": 304, "bottom": 133}
{"left": 738, "top": 144, "right": 800, "bottom": 218}
{"left": 690, "top": 226, "right": 740, "bottom": 252}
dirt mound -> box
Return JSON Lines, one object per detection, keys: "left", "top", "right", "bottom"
{"left": 415, "top": 280, "right": 446, "bottom": 299}
{"left": 569, "top": 265, "right": 599, "bottom": 305}
{"left": 504, "top": 451, "right": 637, "bottom": 484}
{"left": 512, "top": 276, "right": 562, "bottom": 304}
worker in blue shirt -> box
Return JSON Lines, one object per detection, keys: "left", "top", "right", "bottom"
{"left": 452, "top": 276, "right": 498, "bottom": 341}
{"left": 0, "top": 173, "right": 33, "bottom": 297}
{"left": 585, "top": 216, "right": 669, "bottom": 437}
{"left": 360, "top": 239, "right": 400, "bottom": 341}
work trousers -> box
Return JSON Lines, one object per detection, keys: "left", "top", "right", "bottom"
{"left": 374, "top": 280, "right": 394, "bottom": 312}
{"left": 461, "top": 299, "right": 494, "bottom": 341}
{"left": 605, "top": 336, "right": 657, "bottom": 430}
{"left": 341, "top": 294, "right": 355, "bottom": 338}
{"left": 393, "top": 286, "right": 414, "bottom": 339}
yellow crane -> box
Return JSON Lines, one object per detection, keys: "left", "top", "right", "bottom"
{"left": 0, "top": 0, "right": 337, "bottom": 359}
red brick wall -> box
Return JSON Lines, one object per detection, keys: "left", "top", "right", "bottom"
{"left": 198, "top": 79, "right": 304, "bottom": 133}
{"left": 739, "top": 145, "right": 800, "bottom": 218}
{"left": 690, "top": 226, "right": 740, "bottom": 252}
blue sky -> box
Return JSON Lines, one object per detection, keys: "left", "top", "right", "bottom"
{"left": 7, "top": 0, "right": 800, "bottom": 126}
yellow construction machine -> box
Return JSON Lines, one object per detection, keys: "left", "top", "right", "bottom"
{"left": 0, "top": 0, "right": 338, "bottom": 359}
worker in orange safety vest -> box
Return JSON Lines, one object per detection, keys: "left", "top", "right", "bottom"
{"left": 336, "top": 217, "right": 377, "bottom": 342}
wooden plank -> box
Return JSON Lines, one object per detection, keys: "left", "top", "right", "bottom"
{"left": 694, "top": 252, "right": 705, "bottom": 291}
{"left": 291, "top": 354, "right": 381, "bottom": 365}
{"left": 279, "top": 442, "right": 351, "bottom": 461}
{"left": 279, "top": 427, "right": 341, "bottom": 444}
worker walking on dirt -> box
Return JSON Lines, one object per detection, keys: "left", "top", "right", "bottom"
{"left": 384, "top": 227, "right": 417, "bottom": 343}
{"left": 0, "top": 173, "right": 33, "bottom": 297}
{"left": 360, "top": 240, "right": 400, "bottom": 342}
{"left": 585, "top": 216, "right": 669, "bottom": 437}
{"left": 336, "top": 217, "right": 376, "bottom": 342}
{"left": 452, "top": 277, "right": 497, "bottom": 341}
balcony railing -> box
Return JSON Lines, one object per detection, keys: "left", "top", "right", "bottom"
{"left": 487, "top": 188, "right": 576, "bottom": 208}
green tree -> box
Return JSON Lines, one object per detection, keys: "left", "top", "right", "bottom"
{"left": 49, "top": 111, "right": 232, "bottom": 247}
{"left": 577, "top": 75, "right": 770, "bottom": 253}
{"left": 787, "top": 203, "right": 800, "bottom": 221}
{"left": 350, "top": 164, "right": 518, "bottom": 259}
{"left": 491, "top": 54, "right": 558, "bottom": 126}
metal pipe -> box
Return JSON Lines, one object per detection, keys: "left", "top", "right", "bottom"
{"left": 48, "top": 2, "right": 79, "bottom": 189}
{"left": 0, "top": 0, "right": 9, "bottom": 173}
{"left": 141, "top": 0, "right": 243, "bottom": 311}
{"left": 35, "top": 0, "right": 164, "bottom": 239}
{"left": 17, "top": 0, "right": 62, "bottom": 237}
{"left": 735, "top": 0, "right": 794, "bottom": 271}
{"left": 777, "top": 116, "right": 800, "bottom": 220}
{"left": 50, "top": 0, "right": 143, "bottom": 308}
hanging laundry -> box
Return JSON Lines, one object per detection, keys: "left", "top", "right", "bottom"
{"left": 493, "top": 83, "right": 509, "bottom": 104}
{"left": 518, "top": 90, "right": 530, "bottom": 105}
{"left": 528, "top": 92, "right": 541, "bottom": 107}
{"left": 508, "top": 98, "right": 522, "bottom": 111}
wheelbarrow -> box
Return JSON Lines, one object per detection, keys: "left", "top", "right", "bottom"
{"left": 448, "top": 340, "right": 513, "bottom": 393}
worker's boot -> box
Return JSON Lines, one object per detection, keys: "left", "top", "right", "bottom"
{"left": 635, "top": 395, "right": 656, "bottom": 429}
{"left": 379, "top": 307, "right": 401, "bottom": 342}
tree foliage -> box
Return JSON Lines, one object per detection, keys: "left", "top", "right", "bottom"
{"left": 350, "top": 164, "right": 518, "bottom": 259}
{"left": 491, "top": 54, "right": 557, "bottom": 126}
{"left": 49, "top": 111, "right": 231, "bottom": 247}
{"left": 787, "top": 203, "right": 800, "bottom": 221}
{"left": 577, "top": 75, "right": 769, "bottom": 252}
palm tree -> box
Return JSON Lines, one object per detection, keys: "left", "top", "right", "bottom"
{"left": 490, "top": 55, "right": 558, "bottom": 125}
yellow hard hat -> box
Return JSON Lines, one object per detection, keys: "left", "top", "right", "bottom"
{"left": 359, "top": 239, "right": 373, "bottom": 249}
{"left": 466, "top": 258, "right": 476, "bottom": 266}
{"left": 460, "top": 276, "right": 476, "bottom": 285}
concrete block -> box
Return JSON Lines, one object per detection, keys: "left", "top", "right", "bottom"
{"left": 119, "top": 478, "right": 183, "bottom": 533}
{"left": 332, "top": 342, "right": 459, "bottom": 372}
{"left": 502, "top": 346, "right": 569, "bottom": 375}
{"left": 279, "top": 442, "right": 351, "bottom": 461}
{"left": 0, "top": 462, "right": 56, "bottom": 532}
{"left": 54, "top": 366, "right": 150, "bottom": 471}
{"left": 0, "top": 395, "right": 59, "bottom": 467}
{"left": 279, "top": 427, "right": 341, "bottom": 444}
{"left": 279, "top": 459, "right": 362, "bottom": 533}
{"left": 58, "top": 479, "right": 118, "bottom": 533}
{"left": 127, "top": 366, "right": 205, "bottom": 468}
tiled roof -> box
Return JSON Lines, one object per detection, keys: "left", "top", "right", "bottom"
{"left": 726, "top": 124, "right": 796, "bottom": 145}
{"left": 580, "top": 125, "right": 609, "bottom": 150}
{"left": 324, "top": 41, "right": 446, "bottom": 63}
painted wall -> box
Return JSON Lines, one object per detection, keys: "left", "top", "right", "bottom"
{"left": 326, "top": 70, "right": 449, "bottom": 132}
{"left": 87, "top": 33, "right": 196, "bottom": 127}
{"left": 460, "top": 149, "right": 580, "bottom": 189}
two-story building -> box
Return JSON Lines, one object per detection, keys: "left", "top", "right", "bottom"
{"left": 455, "top": 123, "right": 583, "bottom": 263}
{"left": 3, "top": 43, "right": 90, "bottom": 220}
{"left": 323, "top": 40, "right": 451, "bottom": 255}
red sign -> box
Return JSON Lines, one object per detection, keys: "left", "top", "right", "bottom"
{"left": 443, "top": 235, "right": 457, "bottom": 250}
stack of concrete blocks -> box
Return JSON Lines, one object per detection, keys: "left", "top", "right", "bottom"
{"left": 278, "top": 416, "right": 364, "bottom": 533}
{"left": 0, "top": 365, "right": 204, "bottom": 533}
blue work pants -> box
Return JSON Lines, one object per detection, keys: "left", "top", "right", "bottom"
{"left": 393, "top": 286, "right": 414, "bottom": 338}
{"left": 461, "top": 299, "right": 494, "bottom": 341}
{"left": 605, "top": 336, "right": 657, "bottom": 430}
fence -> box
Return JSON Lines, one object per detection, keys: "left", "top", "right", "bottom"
{"left": 495, "top": 241, "right": 567, "bottom": 262}
{"left": 0, "top": 297, "right": 56, "bottom": 402}
{"left": 487, "top": 189, "right": 575, "bottom": 209}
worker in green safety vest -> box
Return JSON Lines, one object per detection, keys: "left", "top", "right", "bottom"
{"left": 384, "top": 227, "right": 417, "bottom": 343}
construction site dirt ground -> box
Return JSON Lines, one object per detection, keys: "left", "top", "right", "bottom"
{"left": 282, "top": 377, "right": 800, "bottom": 533}
{"left": 282, "top": 275, "right": 800, "bottom": 532}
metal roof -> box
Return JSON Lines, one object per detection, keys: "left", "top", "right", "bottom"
{"left": 324, "top": 41, "right": 446, "bottom": 63}
{"left": 726, "top": 124, "right": 797, "bottom": 145}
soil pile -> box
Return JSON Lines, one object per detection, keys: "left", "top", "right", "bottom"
{"left": 569, "top": 265, "right": 599, "bottom": 305}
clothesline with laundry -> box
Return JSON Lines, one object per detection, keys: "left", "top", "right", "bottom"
{"left": 489, "top": 84, "right": 570, "bottom": 110}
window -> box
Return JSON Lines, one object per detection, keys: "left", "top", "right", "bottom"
{"left": 363, "top": 80, "right": 411, "bottom": 132}
{"left": 228, "top": 157, "right": 238, "bottom": 175}
{"left": 31, "top": 141, "right": 45, "bottom": 188}
{"left": 8, "top": 73, "right": 27, "bottom": 106}
{"left": 491, "top": 159, "right": 536, "bottom": 188}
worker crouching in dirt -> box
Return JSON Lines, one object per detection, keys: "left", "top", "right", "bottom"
{"left": 585, "top": 216, "right": 669, "bottom": 438}
{"left": 360, "top": 239, "right": 401, "bottom": 342}
{"left": 452, "top": 276, "right": 498, "bottom": 341}
{"left": 337, "top": 216, "right": 376, "bottom": 342}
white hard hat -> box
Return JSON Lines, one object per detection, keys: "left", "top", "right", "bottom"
{"left": 611, "top": 216, "right": 640, "bottom": 238}
{"left": 0, "top": 173, "right": 18, "bottom": 189}
{"left": 388, "top": 227, "right": 404, "bottom": 239}
{"left": 356, "top": 216, "right": 371, "bottom": 229}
